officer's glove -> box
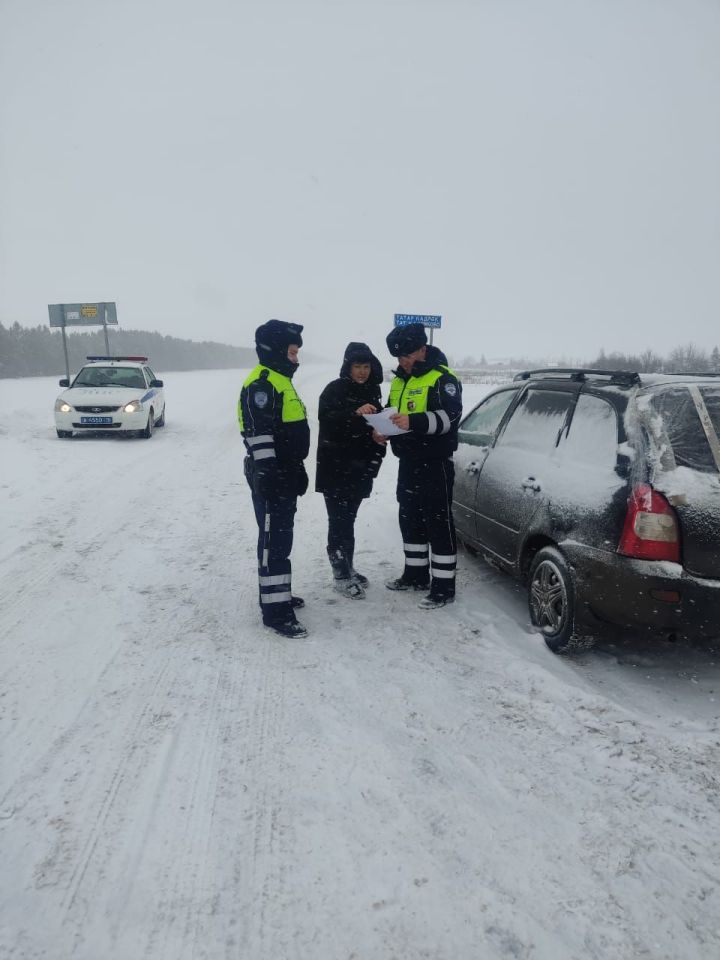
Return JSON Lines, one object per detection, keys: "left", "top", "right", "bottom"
{"left": 253, "top": 462, "right": 279, "bottom": 500}
{"left": 296, "top": 463, "right": 309, "bottom": 497}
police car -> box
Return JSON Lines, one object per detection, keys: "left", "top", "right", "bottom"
{"left": 54, "top": 356, "right": 166, "bottom": 439}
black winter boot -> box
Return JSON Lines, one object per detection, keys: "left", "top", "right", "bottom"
{"left": 327, "top": 545, "right": 365, "bottom": 599}
{"left": 327, "top": 545, "right": 351, "bottom": 580}
{"left": 347, "top": 545, "right": 368, "bottom": 587}
{"left": 265, "top": 616, "right": 309, "bottom": 638}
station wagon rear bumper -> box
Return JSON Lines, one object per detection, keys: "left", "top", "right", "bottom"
{"left": 561, "top": 542, "right": 720, "bottom": 639}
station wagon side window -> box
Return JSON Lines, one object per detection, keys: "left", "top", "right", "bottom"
{"left": 561, "top": 394, "right": 618, "bottom": 466}
{"left": 458, "top": 388, "right": 520, "bottom": 446}
{"left": 144, "top": 366, "right": 156, "bottom": 383}
{"left": 496, "top": 388, "right": 574, "bottom": 452}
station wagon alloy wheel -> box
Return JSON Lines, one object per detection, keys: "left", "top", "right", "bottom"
{"left": 530, "top": 559, "right": 567, "bottom": 635}
{"left": 528, "top": 546, "right": 578, "bottom": 653}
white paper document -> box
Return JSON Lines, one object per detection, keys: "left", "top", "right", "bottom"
{"left": 363, "top": 407, "right": 409, "bottom": 436}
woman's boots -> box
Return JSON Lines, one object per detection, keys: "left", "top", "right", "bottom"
{"left": 327, "top": 545, "right": 365, "bottom": 599}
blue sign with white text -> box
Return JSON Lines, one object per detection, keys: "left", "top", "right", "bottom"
{"left": 394, "top": 313, "right": 442, "bottom": 328}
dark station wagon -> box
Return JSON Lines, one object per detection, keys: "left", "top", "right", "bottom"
{"left": 453, "top": 368, "right": 720, "bottom": 653}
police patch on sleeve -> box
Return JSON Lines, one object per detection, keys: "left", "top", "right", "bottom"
{"left": 254, "top": 390, "right": 269, "bottom": 408}
{"left": 444, "top": 382, "right": 458, "bottom": 397}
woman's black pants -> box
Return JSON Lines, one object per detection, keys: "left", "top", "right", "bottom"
{"left": 323, "top": 492, "right": 364, "bottom": 579}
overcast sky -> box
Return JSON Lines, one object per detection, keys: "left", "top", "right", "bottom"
{"left": 1, "top": 0, "right": 719, "bottom": 363}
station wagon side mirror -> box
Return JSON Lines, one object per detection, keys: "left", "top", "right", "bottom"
{"left": 59, "top": 378, "right": 69, "bottom": 387}
{"left": 150, "top": 379, "right": 163, "bottom": 388}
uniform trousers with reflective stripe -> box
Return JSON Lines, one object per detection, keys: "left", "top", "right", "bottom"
{"left": 248, "top": 483, "right": 297, "bottom": 624}
{"left": 397, "top": 458, "right": 457, "bottom": 597}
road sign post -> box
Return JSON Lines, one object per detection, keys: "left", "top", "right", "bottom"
{"left": 48, "top": 302, "right": 118, "bottom": 380}
{"left": 393, "top": 313, "right": 442, "bottom": 345}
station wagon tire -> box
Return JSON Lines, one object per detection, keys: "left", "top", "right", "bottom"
{"left": 142, "top": 409, "right": 154, "bottom": 439}
{"left": 528, "top": 546, "right": 579, "bottom": 654}
{"left": 56, "top": 429, "right": 73, "bottom": 439}
{"left": 156, "top": 405, "right": 165, "bottom": 427}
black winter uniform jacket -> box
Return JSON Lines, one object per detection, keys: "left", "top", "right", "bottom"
{"left": 315, "top": 344, "right": 386, "bottom": 499}
{"left": 239, "top": 359, "right": 310, "bottom": 499}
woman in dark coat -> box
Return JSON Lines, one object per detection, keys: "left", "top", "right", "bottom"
{"left": 316, "top": 342, "right": 387, "bottom": 598}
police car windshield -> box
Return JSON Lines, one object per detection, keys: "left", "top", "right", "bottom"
{"left": 73, "top": 366, "right": 147, "bottom": 390}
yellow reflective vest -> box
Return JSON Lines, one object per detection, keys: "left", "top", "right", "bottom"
{"left": 388, "top": 365, "right": 456, "bottom": 415}
{"left": 237, "top": 364, "right": 307, "bottom": 431}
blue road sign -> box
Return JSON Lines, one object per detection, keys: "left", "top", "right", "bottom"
{"left": 394, "top": 313, "right": 442, "bottom": 328}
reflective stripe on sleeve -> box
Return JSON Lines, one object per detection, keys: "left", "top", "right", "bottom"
{"left": 247, "top": 434, "right": 274, "bottom": 446}
{"left": 436, "top": 410, "right": 451, "bottom": 434}
{"left": 253, "top": 448, "right": 276, "bottom": 460}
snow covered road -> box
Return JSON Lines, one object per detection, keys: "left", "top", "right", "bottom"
{"left": 1, "top": 366, "right": 719, "bottom": 960}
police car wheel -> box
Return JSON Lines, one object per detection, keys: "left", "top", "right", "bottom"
{"left": 156, "top": 405, "right": 165, "bottom": 427}
{"left": 142, "top": 409, "right": 154, "bottom": 439}
{"left": 56, "top": 429, "right": 73, "bottom": 439}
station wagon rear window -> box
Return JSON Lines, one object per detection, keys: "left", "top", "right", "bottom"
{"left": 650, "top": 386, "right": 720, "bottom": 473}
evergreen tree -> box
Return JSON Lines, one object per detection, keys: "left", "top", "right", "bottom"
{"left": 0, "top": 324, "right": 256, "bottom": 378}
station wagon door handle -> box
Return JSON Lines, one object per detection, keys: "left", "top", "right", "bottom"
{"left": 465, "top": 461, "right": 481, "bottom": 474}
{"left": 521, "top": 477, "right": 541, "bottom": 492}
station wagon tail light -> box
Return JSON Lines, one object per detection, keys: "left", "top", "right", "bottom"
{"left": 618, "top": 483, "right": 680, "bottom": 562}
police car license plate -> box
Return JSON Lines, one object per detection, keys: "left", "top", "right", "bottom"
{"left": 80, "top": 416, "right": 113, "bottom": 424}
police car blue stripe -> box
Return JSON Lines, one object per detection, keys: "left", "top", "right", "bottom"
{"left": 140, "top": 389, "right": 156, "bottom": 403}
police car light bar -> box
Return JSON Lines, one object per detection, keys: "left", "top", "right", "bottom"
{"left": 86, "top": 355, "right": 149, "bottom": 362}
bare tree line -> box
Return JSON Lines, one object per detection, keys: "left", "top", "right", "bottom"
{"left": 590, "top": 343, "right": 720, "bottom": 374}
{"left": 449, "top": 343, "right": 720, "bottom": 375}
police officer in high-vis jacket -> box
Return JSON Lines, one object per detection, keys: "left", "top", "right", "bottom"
{"left": 238, "top": 320, "right": 310, "bottom": 638}
{"left": 383, "top": 322, "right": 463, "bottom": 609}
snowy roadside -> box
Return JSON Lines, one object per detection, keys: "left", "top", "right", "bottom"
{"left": 1, "top": 367, "right": 719, "bottom": 960}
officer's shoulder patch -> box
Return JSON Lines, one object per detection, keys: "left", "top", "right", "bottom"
{"left": 254, "top": 390, "right": 269, "bottom": 409}
{"left": 444, "top": 382, "right": 458, "bottom": 397}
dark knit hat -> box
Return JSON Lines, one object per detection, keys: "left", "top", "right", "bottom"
{"left": 255, "top": 319, "right": 304, "bottom": 353}
{"left": 385, "top": 322, "right": 428, "bottom": 357}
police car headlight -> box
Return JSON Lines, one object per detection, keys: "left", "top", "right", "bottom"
{"left": 123, "top": 400, "right": 143, "bottom": 413}
{"left": 55, "top": 399, "right": 73, "bottom": 413}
